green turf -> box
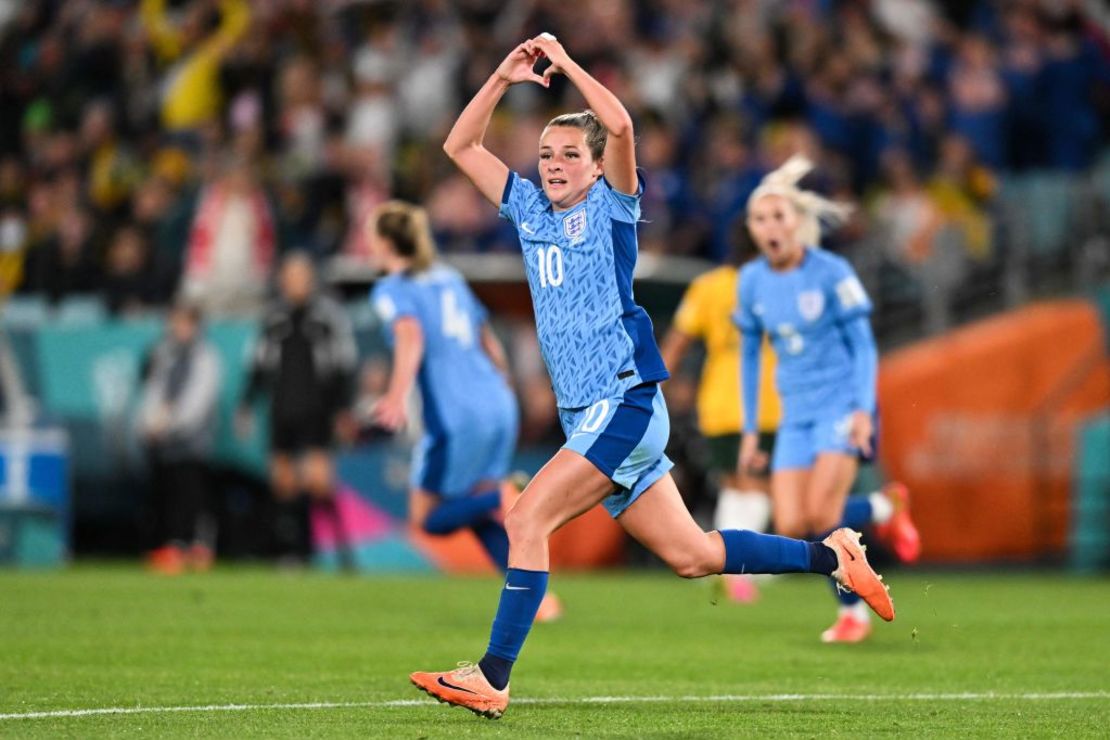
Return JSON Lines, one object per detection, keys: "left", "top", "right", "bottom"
{"left": 1, "top": 566, "right": 1108, "bottom": 737}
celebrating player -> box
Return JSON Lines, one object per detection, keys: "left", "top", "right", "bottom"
{"left": 366, "top": 200, "right": 562, "bottom": 623}
{"left": 735, "top": 156, "right": 919, "bottom": 643}
{"left": 410, "top": 35, "right": 894, "bottom": 719}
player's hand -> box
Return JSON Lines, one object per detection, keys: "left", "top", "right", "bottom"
{"left": 849, "top": 411, "right": 874, "bottom": 458}
{"left": 527, "top": 34, "right": 571, "bottom": 83}
{"left": 372, "top": 394, "right": 408, "bottom": 432}
{"left": 495, "top": 42, "right": 547, "bottom": 87}
{"left": 738, "top": 432, "right": 764, "bottom": 476}
{"left": 234, "top": 407, "right": 254, "bottom": 440}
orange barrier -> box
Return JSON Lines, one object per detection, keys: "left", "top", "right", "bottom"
{"left": 879, "top": 300, "right": 1110, "bottom": 562}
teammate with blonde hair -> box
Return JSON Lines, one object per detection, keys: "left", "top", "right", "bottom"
{"left": 736, "top": 155, "right": 919, "bottom": 643}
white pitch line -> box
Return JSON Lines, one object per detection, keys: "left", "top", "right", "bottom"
{"left": 1, "top": 692, "right": 1108, "bottom": 721}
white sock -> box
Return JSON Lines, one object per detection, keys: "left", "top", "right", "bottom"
{"left": 869, "top": 491, "right": 894, "bottom": 525}
{"left": 715, "top": 489, "right": 771, "bottom": 533}
{"left": 840, "top": 601, "right": 872, "bottom": 622}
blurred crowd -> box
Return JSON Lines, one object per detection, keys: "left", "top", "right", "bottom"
{"left": 0, "top": 0, "right": 1107, "bottom": 317}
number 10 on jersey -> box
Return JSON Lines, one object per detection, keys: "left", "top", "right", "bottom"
{"left": 537, "top": 245, "right": 564, "bottom": 288}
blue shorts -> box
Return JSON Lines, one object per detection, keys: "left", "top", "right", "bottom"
{"left": 558, "top": 383, "right": 673, "bottom": 518}
{"left": 773, "top": 404, "right": 858, "bottom": 471}
{"left": 411, "top": 394, "right": 519, "bottom": 499}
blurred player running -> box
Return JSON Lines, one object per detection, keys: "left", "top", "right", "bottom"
{"left": 736, "top": 156, "right": 919, "bottom": 644}
{"left": 366, "top": 200, "right": 561, "bottom": 622}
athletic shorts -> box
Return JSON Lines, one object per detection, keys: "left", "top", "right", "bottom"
{"left": 773, "top": 402, "right": 858, "bottom": 471}
{"left": 705, "top": 432, "right": 776, "bottom": 474}
{"left": 411, "top": 397, "right": 519, "bottom": 499}
{"left": 558, "top": 383, "right": 673, "bottom": 518}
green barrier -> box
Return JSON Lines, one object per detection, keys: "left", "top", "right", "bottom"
{"left": 33, "top": 318, "right": 267, "bottom": 476}
{"left": 1071, "top": 413, "right": 1110, "bottom": 572}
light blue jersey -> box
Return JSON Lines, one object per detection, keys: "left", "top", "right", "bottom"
{"left": 735, "top": 247, "right": 875, "bottom": 426}
{"left": 499, "top": 172, "right": 669, "bottom": 409}
{"left": 371, "top": 263, "right": 518, "bottom": 497}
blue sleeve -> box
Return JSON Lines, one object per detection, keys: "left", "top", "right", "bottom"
{"left": 733, "top": 265, "right": 762, "bottom": 334}
{"left": 740, "top": 331, "right": 762, "bottom": 435}
{"left": 497, "top": 171, "right": 540, "bottom": 227}
{"left": 840, "top": 314, "right": 877, "bottom": 414}
{"left": 601, "top": 171, "right": 645, "bottom": 224}
{"left": 735, "top": 266, "right": 763, "bottom": 433}
{"left": 826, "top": 257, "right": 872, "bottom": 323}
{"left": 370, "top": 280, "right": 417, "bottom": 345}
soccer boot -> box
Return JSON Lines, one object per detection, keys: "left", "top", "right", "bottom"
{"left": 410, "top": 661, "right": 509, "bottom": 719}
{"left": 820, "top": 612, "right": 873, "bottom": 643}
{"left": 823, "top": 528, "right": 895, "bottom": 622}
{"left": 874, "top": 482, "right": 921, "bottom": 563}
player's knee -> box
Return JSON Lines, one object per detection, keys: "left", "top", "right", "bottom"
{"left": 774, "top": 516, "right": 807, "bottom": 540}
{"left": 666, "top": 541, "right": 718, "bottom": 579}
{"left": 504, "top": 506, "right": 544, "bottom": 547}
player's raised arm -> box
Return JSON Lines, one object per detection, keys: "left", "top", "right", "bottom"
{"left": 443, "top": 43, "right": 546, "bottom": 207}
{"left": 528, "top": 35, "right": 637, "bottom": 195}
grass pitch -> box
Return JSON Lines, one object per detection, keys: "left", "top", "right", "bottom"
{"left": 1, "top": 565, "right": 1108, "bottom": 737}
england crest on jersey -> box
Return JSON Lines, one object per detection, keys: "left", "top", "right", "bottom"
{"left": 798, "top": 290, "right": 825, "bottom": 321}
{"left": 563, "top": 209, "right": 587, "bottom": 241}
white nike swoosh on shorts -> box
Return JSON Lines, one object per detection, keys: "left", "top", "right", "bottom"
{"left": 504, "top": 584, "right": 530, "bottom": 591}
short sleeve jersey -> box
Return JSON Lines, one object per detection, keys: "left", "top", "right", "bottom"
{"left": 371, "top": 263, "right": 508, "bottom": 429}
{"left": 673, "top": 265, "right": 782, "bottom": 435}
{"left": 734, "top": 248, "right": 872, "bottom": 423}
{"left": 499, "top": 172, "right": 668, "bottom": 409}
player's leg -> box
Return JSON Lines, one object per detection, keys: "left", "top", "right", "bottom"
{"left": 269, "top": 451, "right": 308, "bottom": 560}
{"left": 768, "top": 421, "right": 817, "bottom": 538}
{"left": 617, "top": 470, "right": 893, "bottom": 623}
{"left": 806, "top": 444, "right": 874, "bottom": 642}
{"left": 711, "top": 433, "right": 772, "bottom": 602}
{"left": 409, "top": 448, "right": 614, "bottom": 717}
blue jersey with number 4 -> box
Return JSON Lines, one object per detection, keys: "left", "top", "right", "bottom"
{"left": 371, "top": 264, "right": 514, "bottom": 433}
{"left": 735, "top": 248, "right": 872, "bottom": 423}
{"left": 499, "top": 172, "right": 668, "bottom": 409}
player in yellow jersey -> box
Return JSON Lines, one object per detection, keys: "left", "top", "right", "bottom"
{"left": 661, "top": 241, "right": 781, "bottom": 602}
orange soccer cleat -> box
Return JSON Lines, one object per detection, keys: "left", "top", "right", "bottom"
{"left": 823, "top": 528, "right": 895, "bottom": 622}
{"left": 147, "top": 545, "right": 186, "bottom": 575}
{"left": 410, "top": 661, "right": 510, "bottom": 719}
{"left": 874, "top": 482, "right": 921, "bottom": 563}
{"left": 820, "top": 612, "right": 873, "bottom": 643}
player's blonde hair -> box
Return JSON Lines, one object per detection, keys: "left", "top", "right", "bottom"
{"left": 748, "top": 154, "right": 853, "bottom": 247}
{"left": 371, "top": 200, "right": 438, "bottom": 273}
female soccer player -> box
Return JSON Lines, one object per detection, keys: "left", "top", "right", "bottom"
{"left": 735, "top": 156, "right": 918, "bottom": 644}
{"left": 410, "top": 36, "right": 893, "bottom": 719}
{"left": 366, "top": 200, "right": 562, "bottom": 622}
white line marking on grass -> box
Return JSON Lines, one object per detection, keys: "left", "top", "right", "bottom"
{"left": 2, "top": 692, "right": 1107, "bottom": 721}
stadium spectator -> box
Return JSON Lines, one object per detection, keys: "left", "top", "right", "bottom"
{"left": 179, "top": 155, "right": 281, "bottom": 316}
{"left": 137, "top": 301, "right": 222, "bottom": 575}
{"left": 236, "top": 253, "right": 357, "bottom": 562}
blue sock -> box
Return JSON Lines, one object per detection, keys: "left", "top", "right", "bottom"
{"left": 471, "top": 520, "right": 509, "bottom": 571}
{"left": 721, "top": 529, "right": 829, "bottom": 574}
{"left": 839, "top": 495, "right": 873, "bottom": 530}
{"left": 422, "top": 490, "right": 500, "bottom": 535}
{"left": 479, "top": 568, "right": 548, "bottom": 690}
{"left": 832, "top": 577, "right": 863, "bottom": 606}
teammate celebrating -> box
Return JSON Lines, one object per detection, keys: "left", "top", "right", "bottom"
{"left": 366, "top": 200, "right": 562, "bottom": 623}
{"left": 735, "top": 156, "right": 919, "bottom": 643}
{"left": 410, "top": 36, "right": 894, "bottom": 719}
